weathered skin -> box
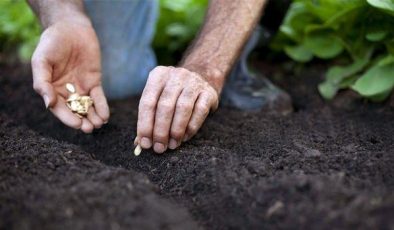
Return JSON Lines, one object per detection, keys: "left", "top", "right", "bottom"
{"left": 28, "top": 0, "right": 267, "bottom": 152}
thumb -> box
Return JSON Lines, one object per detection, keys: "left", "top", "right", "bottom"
{"left": 31, "top": 57, "right": 57, "bottom": 108}
{"left": 33, "top": 81, "right": 57, "bottom": 108}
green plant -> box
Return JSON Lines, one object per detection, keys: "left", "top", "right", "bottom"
{"left": 154, "top": 0, "right": 208, "bottom": 64}
{"left": 0, "top": 0, "right": 40, "bottom": 62}
{"left": 272, "top": 0, "right": 394, "bottom": 101}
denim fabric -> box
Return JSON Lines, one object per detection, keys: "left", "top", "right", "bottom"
{"left": 83, "top": 0, "right": 270, "bottom": 109}
{"left": 84, "top": 0, "right": 158, "bottom": 99}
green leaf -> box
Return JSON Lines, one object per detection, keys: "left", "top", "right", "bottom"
{"left": 166, "top": 23, "right": 190, "bottom": 37}
{"left": 351, "top": 62, "right": 394, "bottom": 97}
{"left": 284, "top": 45, "right": 313, "bottom": 62}
{"left": 326, "top": 50, "right": 371, "bottom": 84}
{"left": 324, "top": 1, "right": 366, "bottom": 28}
{"left": 319, "top": 54, "right": 370, "bottom": 100}
{"left": 366, "top": 31, "right": 388, "bottom": 42}
{"left": 304, "top": 27, "right": 344, "bottom": 59}
{"left": 279, "top": 2, "right": 318, "bottom": 42}
{"left": 367, "top": 0, "right": 394, "bottom": 15}
{"left": 377, "top": 55, "right": 394, "bottom": 66}
{"left": 318, "top": 81, "right": 338, "bottom": 100}
{"left": 339, "top": 75, "right": 359, "bottom": 88}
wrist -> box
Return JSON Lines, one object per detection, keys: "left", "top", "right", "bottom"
{"left": 181, "top": 62, "right": 226, "bottom": 95}
{"left": 32, "top": 0, "right": 91, "bottom": 29}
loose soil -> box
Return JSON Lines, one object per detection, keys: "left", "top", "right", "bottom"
{"left": 0, "top": 63, "right": 393, "bottom": 230}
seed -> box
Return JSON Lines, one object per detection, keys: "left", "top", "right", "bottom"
{"left": 66, "top": 83, "right": 76, "bottom": 93}
{"left": 67, "top": 93, "right": 80, "bottom": 102}
{"left": 134, "top": 144, "right": 142, "bottom": 156}
{"left": 65, "top": 84, "right": 94, "bottom": 118}
{"left": 70, "top": 101, "right": 81, "bottom": 111}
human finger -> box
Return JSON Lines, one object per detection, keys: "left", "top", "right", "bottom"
{"left": 49, "top": 95, "right": 83, "bottom": 129}
{"left": 80, "top": 117, "right": 94, "bottom": 134}
{"left": 137, "top": 66, "right": 170, "bottom": 149}
{"left": 31, "top": 56, "right": 57, "bottom": 108}
{"left": 168, "top": 89, "right": 199, "bottom": 149}
{"left": 184, "top": 91, "right": 217, "bottom": 141}
{"left": 90, "top": 86, "right": 110, "bottom": 123}
{"left": 152, "top": 80, "right": 183, "bottom": 153}
{"left": 87, "top": 107, "right": 104, "bottom": 129}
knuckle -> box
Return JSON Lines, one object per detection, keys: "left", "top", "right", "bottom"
{"left": 176, "top": 67, "right": 190, "bottom": 76}
{"left": 153, "top": 132, "right": 168, "bottom": 142}
{"left": 150, "top": 66, "right": 168, "bottom": 76}
{"left": 187, "top": 124, "right": 199, "bottom": 134}
{"left": 210, "top": 88, "right": 219, "bottom": 100}
{"left": 182, "top": 89, "right": 195, "bottom": 98}
{"left": 170, "top": 129, "right": 184, "bottom": 140}
{"left": 140, "top": 98, "right": 156, "bottom": 111}
{"left": 196, "top": 102, "right": 210, "bottom": 114}
{"left": 158, "top": 100, "right": 173, "bottom": 111}
{"left": 137, "top": 126, "right": 151, "bottom": 137}
{"left": 176, "top": 101, "right": 193, "bottom": 112}
{"left": 160, "top": 88, "right": 173, "bottom": 99}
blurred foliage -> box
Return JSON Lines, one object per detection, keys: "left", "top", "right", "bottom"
{"left": 154, "top": 0, "right": 208, "bottom": 64}
{"left": 0, "top": 0, "right": 208, "bottom": 64}
{"left": 0, "top": 0, "right": 40, "bottom": 62}
{"left": 2, "top": 0, "right": 393, "bottom": 102}
{"left": 272, "top": 0, "right": 394, "bottom": 101}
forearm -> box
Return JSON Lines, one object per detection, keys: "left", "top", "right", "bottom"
{"left": 27, "top": 0, "right": 90, "bottom": 28}
{"left": 181, "top": 0, "right": 267, "bottom": 93}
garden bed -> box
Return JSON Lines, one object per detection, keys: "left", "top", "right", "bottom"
{"left": 0, "top": 63, "right": 393, "bottom": 229}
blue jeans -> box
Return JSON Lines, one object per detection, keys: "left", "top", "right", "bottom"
{"left": 84, "top": 0, "right": 158, "bottom": 99}
{"left": 84, "top": 0, "right": 272, "bottom": 110}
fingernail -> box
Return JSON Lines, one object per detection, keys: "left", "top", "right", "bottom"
{"left": 133, "top": 137, "right": 138, "bottom": 146}
{"left": 140, "top": 137, "right": 152, "bottom": 149}
{"left": 153, "top": 142, "right": 166, "bottom": 154}
{"left": 169, "top": 138, "right": 178, "bottom": 150}
{"left": 183, "top": 134, "right": 189, "bottom": 142}
{"left": 43, "top": 95, "right": 50, "bottom": 109}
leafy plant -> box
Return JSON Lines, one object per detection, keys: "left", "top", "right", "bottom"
{"left": 273, "top": 0, "right": 394, "bottom": 101}
{"left": 0, "top": 0, "right": 40, "bottom": 62}
{"left": 154, "top": 0, "right": 208, "bottom": 64}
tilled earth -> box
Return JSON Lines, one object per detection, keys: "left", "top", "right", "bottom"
{"left": 0, "top": 64, "right": 393, "bottom": 230}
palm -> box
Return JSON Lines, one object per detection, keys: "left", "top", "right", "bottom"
{"left": 32, "top": 22, "right": 109, "bottom": 133}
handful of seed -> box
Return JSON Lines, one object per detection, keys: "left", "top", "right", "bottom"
{"left": 66, "top": 83, "right": 93, "bottom": 118}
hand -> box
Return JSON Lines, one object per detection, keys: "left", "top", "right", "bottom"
{"left": 31, "top": 21, "right": 109, "bottom": 133}
{"left": 136, "top": 66, "right": 220, "bottom": 154}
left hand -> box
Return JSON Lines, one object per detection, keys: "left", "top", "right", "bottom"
{"left": 135, "top": 66, "right": 220, "bottom": 154}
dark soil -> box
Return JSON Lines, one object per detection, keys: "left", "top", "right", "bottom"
{"left": 0, "top": 63, "right": 393, "bottom": 230}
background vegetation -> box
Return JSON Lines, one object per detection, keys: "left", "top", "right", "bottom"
{"left": 1, "top": 0, "right": 393, "bottom": 101}
{"left": 273, "top": 0, "right": 394, "bottom": 101}
{"left": 0, "top": 0, "right": 40, "bottom": 62}
{"left": 154, "top": 0, "right": 208, "bottom": 64}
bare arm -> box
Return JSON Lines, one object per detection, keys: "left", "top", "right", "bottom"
{"left": 136, "top": 0, "right": 267, "bottom": 153}
{"left": 27, "top": 0, "right": 109, "bottom": 133}
{"left": 27, "top": 0, "right": 89, "bottom": 28}
{"left": 182, "top": 0, "right": 267, "bottom": 93}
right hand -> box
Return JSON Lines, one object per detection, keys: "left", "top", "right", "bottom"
{"left": 31, "top": 20, "right": 109, "bottom": 133}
